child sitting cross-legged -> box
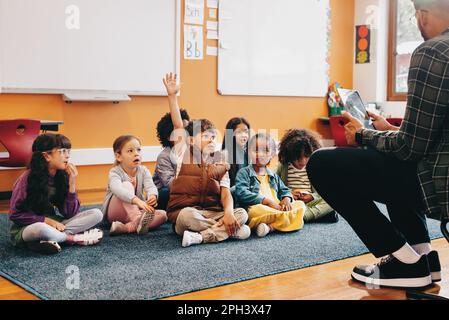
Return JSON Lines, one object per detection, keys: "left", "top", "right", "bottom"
{"left": 235, "top": 133, "right": 306, "bottom": 237}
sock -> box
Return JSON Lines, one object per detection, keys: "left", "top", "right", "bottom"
{"left": 392, "top": 243, "right": 421, "bottom": 264}
{"left": 412, "top": 243, "right": 432, "bottom": 256}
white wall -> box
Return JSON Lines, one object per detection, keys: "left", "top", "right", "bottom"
{"left": 353, "top": 0, "right": 407, "bottom": 118}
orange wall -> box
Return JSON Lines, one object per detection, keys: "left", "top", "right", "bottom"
{"left": 0, "top": 0, "right": 354, "bottom": 192}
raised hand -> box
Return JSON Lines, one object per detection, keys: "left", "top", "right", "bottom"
{"left": 163, "top": 72, "right": 180, "bottom": 96}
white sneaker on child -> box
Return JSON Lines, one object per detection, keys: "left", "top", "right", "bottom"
{"left": 256, "top": 223, "right": 271, "bottom": 238}
{"left": 136, "top": 210, "right": 155, "bottom": 235}
{"left": 72, "top": 228, "right": 103, "bottom": 246}
{"left": 182, "top": 230, "right": 203, "bottom": 247}
{"left": 232, "top": 225, "right": 251, "bottom": 240}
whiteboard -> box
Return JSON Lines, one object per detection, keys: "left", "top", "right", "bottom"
{"left": 0, "top": 0, "right": 180, "bottom": 95}
{"left": 218, "top": 0, "right": 330, "bottom": 97}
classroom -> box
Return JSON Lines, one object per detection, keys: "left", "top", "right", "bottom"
{"left": 0, "top": 0, "right": 448, "bottom": 304}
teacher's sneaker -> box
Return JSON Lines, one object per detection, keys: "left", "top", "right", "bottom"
{"left": 71, "top": 228, "right": 103, "bottom": 246}
{"left": 427, "top": 251, "right": 442, "bottom": 282}
{"left": 182, "top": 230, "right": 203, "bottom": 247}
{"left": 27, "top": 240, "right": 61, "bottom": 255}
{"left": 232, "top": 225, "right": 251, "bottom": 240}
{"left": 137, "top": 210, "right": 155, "bottom": 235}
{"left": 351, "top": 254, "right": 432, "bottom": 289}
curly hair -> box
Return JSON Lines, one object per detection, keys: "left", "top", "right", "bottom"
{"left": 278, "top": 129, "right": 322, "bottom": 165}
{"left": 156, "top": 109, "right": 190, "bottom": 147}
{"left": 17, "top": 133, "right": 71, "bottom": 216}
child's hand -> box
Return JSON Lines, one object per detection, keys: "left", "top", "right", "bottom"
{"left": 133, "top": 197, "right": 155, "bottom": 213}
{"left": 280, "top": 197, "right": 292, "bottom": 211}
{"left": 292, "top": 189, "right": 302, "bottom": 201}
{"left": 66, "top": 163, "right": 78, "bottom": 191}
{"left": 222, "top": 211, "right": 240, "bottom": 236}
{"left": 163, "top": 73, "right": 180, "bottom": 96}
{"left": 147, "top": 195, "right": 158, "bottom": 207}
{"left": 262, "top": 198, "right": 282, "bottom": 211}
{"left": 45, "top": 217, "right": 65, "bottom": 232}
{"left": 299, "top": 194, "right": 314, "bottom": 204}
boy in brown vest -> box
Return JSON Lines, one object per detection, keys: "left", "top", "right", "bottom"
{"left": 162, "top": 73, "right": 250, "bottom": 247}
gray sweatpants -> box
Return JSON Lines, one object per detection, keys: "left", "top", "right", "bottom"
{"left": 174, "top": 207, "right": 248, "bottom": 243}
{"left": 22, "top": 209, "right": 103, "bottom": 243}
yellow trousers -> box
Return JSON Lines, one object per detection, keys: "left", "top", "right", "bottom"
{"left": 247, "top": 201, "right": 306, "bottom": 232}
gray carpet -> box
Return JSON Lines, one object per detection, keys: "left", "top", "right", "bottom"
{"left": 0, "top": 204, "right": 443, "bottom": 300}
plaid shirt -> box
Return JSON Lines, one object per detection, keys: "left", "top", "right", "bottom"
{"left": 358, "top": 28, "right": 449, "bottom": 221}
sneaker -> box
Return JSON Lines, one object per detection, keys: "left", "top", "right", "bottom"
{"left": 427, "top": 251, "right": 442, "bottom": 282}
{"left": 256, "top": 223, "right": 271, "bottom": 237}
{"left": 27, "top": 240, "right": 61, "bottom": 255}
{"left": 317, "top": 210, "right": 339, "bottom": 223}
{"left": 136, "top": 210, "right": 155, "bottom": 235}
{"left": 232, "top": 225, "right": 251, "bottom": 240}
{"left": 109, "top": 221, "right": 126, "bottom": 236}
{"left": 182, "top": 230, "right": 203, "bottom": 247}
{"left": 351, "top": 255, "right": 432, "bottom": 289}
{"left": 72, "top": 228, "right": 103, "bottom": 246}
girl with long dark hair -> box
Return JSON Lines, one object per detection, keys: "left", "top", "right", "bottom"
{"left": 9, "top": 134, "right": 103, "bottom": 254}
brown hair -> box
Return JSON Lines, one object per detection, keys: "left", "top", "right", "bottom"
{"left": 278, "top": 129, "right": 322, "bottom": 165}
{"left": 185, "top": 119, "right": 216, "bottom": 137}
{"left": 113, "top": 135, "right": 141, "bottom": 165}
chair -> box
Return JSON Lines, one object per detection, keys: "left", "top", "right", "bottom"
{"left": 329, "top": 116, "right": 348, "bottom": 147}
{"left": 0, "top": 119, "right": 41, "bottom": 167}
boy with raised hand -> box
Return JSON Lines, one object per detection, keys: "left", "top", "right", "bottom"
{"left": 162, "top": 73, "right": 250, "bottom": 247}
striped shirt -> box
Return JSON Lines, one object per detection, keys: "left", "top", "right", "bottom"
{"left": 286, "top": 163, "right": 312, "bottom": 193}
{"left": 358, "top": 28, "right": 449, "bottom": 221}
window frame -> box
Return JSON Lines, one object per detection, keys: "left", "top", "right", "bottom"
{"left": 387, "top": 0, "right": 408, "bottom": 101}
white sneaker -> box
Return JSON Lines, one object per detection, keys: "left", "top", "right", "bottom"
{"left": 182, "top": 230, "right": 203, "bottom": 247}
{"left": 109, "top": 221, "right": 125, "bottom": 236}
{"left": 232, "top": 225, "right": 251, "bottom": 240}
{"left": 256, "top": 223, "right": 271, "bottom": 237}
{"left": 72, "top": 228, "right": 103, "bottom": 246}
{"left": 136, "top": 210, "right": 155, "bottom": 235}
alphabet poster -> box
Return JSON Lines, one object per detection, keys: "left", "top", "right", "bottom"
{"left": 185, "top": 0, "right": 205, "bottom": 25}
{"left": 184, "top": 25, "right": 204, "bottom": 60}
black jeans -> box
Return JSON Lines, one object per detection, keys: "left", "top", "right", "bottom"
{"left": 307, "top": 147, "right": 430, "bottom": 258}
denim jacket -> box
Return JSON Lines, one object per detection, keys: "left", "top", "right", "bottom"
{"left": 235, "top": 165, "right": 293, "bottom": 208}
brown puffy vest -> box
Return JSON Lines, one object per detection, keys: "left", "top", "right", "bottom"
{"left": 166, "top": 147, "right": 229, "bottom": 222}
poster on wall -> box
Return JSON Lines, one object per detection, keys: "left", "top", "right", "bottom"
{"left": 356, "top": 25, "right": 371, "bottom": 64}
{"left": 184, "top": 25, "right": 204, "bottom": 60}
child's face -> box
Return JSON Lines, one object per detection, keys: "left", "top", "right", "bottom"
{"left": 234, "top": 123, "right": 249, "bottom": 148}
{"left": 191, "top": 129, "right": 217, "bottom": 155}
{"left": 292, "top": 155, "right": 310, "bottom": 170}
{"left": 250, "top": 139, "right": 273, "bottom": 167}
{"left": 116, "top": 139, "right": 142, "bottom": 169}
{"left": 43, "top": 148, "right": 71, "bottom": 171}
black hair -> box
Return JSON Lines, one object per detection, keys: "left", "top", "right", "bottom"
{"left": 17, "top": 134, "right": 71, "bottom": 216}
{"left": 185, "top": 119, "right": 216, "bottom": 137}
{"left": 156, "top": 109, "right": 190, "bottom": 148}
{"left": 278, "top": 129, "right": 322, "bottom": 165}
{"left": 248, "top": 132, "right": 277, "bottom": 156}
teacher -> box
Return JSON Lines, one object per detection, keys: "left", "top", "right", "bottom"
{"left": 307, "top": 0, "right": 449, "bottom": 288}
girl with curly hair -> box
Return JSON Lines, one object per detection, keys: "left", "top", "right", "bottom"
{"left": 277, "top": 129, "right": 338, "bottom": 223}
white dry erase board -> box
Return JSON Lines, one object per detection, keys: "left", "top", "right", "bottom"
{"left": 218, "top": 0, "right": 330, "bottom": 97}
{"left": 0, "top": 0, "right": 180, "bottom": 96}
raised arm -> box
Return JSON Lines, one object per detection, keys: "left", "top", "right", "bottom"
{"left": 163, "top": 73, "right": 184, "bottom": 130}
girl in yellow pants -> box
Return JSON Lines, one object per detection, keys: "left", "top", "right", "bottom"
{"left": 235, "top": 133, "right": 306, "bottom": 237}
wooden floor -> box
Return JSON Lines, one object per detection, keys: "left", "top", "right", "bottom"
{"left": 1, "top": 192, "right": 448, "bottom": 300}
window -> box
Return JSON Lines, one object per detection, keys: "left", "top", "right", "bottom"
{"left": 388, "top": 0, "right": 424, "bottom": 101}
